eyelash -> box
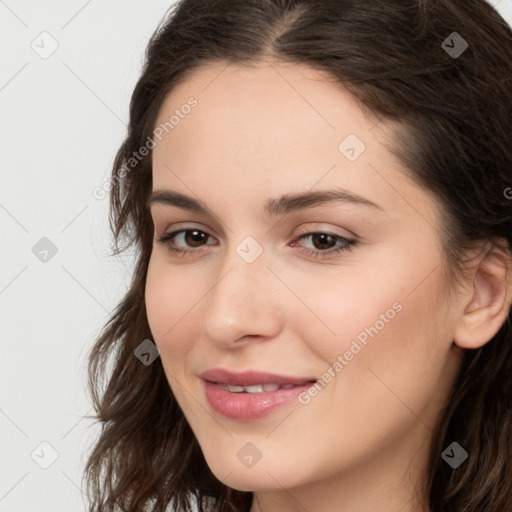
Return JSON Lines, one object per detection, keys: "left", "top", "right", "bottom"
{"left": 155, "top": 228, "right": 355, "bottom": 259}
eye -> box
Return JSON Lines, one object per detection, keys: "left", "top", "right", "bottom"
{"left": 155, "top": 228, "right": 217, "bottom": 257}
{"left": 290, "top": 232, "right": 355, "bottom": 259}
{"left": 155, "top": 228, "right": 356, "bottom": 259}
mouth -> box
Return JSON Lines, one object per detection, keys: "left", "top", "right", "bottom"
{"left": 213, "top": 382, "right": 312, "bottom": 393}
{"left": 199, "top": 368, "right": 317, "bottom": 420}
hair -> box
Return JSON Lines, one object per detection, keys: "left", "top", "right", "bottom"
{"left": 83, "top": 1, "right": 512, "bottom": 511}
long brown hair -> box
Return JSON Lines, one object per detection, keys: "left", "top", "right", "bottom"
{"left": 83, "top": 1, "right": 512, "bottom": 511}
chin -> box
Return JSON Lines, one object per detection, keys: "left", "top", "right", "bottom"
{"left": 214, "top": 468, "right": 287, "bottom": 493}
{"left": 202, "top": 448, "right": 306, "bottom": 492}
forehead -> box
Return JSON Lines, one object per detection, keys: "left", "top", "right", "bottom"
{"left": 152, "top": 61, "right": 386, "bottom": 179}
{"left": 154, "top": 60, "right": 378, "bottom": 141}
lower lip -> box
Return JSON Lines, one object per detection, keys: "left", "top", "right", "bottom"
{"left": 202, "top": 380, "right": 314, "bottom": 420}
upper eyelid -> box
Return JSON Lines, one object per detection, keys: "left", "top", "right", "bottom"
{"left": 150, "top": 203, "right": 362, "bottom": 238}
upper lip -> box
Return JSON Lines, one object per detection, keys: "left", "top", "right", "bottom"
{"left": 199, "top": 368, "right": 317, "bottom": 386}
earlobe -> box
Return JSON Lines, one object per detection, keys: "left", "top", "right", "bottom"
{"left": 454, "top": 239, "right": 512, "bottom": 350}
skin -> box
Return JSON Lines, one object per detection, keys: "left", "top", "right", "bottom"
{"left": 144, "top": 60, "right": 512, "bottom": 512}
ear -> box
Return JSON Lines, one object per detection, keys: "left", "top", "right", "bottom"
{"left": 454, "top": 238, "right": 512, "bottom": 349}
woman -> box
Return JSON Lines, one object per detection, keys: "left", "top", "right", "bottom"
{"left": 83, "top": 1, "right": 512, "bottom": 511}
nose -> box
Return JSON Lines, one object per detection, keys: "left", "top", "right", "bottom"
{"left": 200, "top": 243, "right": 282, "bottom": 349}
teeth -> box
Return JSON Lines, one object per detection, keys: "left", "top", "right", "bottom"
{"left": 227, "top": 385, "right": 245, "bottom": 393}
{"left": 217, "top": 382, "right": 296, "bottom": 393}
{"left": 245, "top": 384, "right": 264, "bottom": 393}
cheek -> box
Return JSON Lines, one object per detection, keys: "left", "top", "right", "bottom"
{"left": 299, "top": 263, "right": 447, "bottom": 396}
{"left": 145, "top": 259, "right": 198, "bottom": 406}
{"left": 145, "top": 258, "right": 171, "bottom": 340}
{"left": 145, "top": 257, "right": 193, "bottom": 353}
{"left": 289, "top": 269, "right": 405, "bottom": 362}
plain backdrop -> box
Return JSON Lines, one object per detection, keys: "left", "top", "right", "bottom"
{"left": 1, "top": 1, "right": 512, "bottom": 511}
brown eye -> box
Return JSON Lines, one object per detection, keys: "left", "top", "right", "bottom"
{"left": 156, "top": 228, "right": 217, "bottom": 256}
{"left": 291, "top": 232, "right": 356, "bottom": 259}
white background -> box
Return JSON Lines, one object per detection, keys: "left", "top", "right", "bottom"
{"left": 1, "top": 1, "right": 511, "bottom": 511}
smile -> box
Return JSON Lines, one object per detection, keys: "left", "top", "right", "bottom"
{"left": 215, "top": 382, "right": 305, "bottom": 393}
{"left": 199, "top": 368, "right": 317, "bottom": 420}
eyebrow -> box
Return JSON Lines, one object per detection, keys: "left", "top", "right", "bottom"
{"left": 147, "top": 187, "right": 384, "bottom": 216}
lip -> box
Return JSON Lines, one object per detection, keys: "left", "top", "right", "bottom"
{"left": 199, "top": 368, "right": 316, "bottom": 387}
{"left": 199, "top": 368, "right": 317, "bottom": 421}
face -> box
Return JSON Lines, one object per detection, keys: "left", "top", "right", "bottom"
{"left": 145, "top": 60, "right": 465, "bottom": 500}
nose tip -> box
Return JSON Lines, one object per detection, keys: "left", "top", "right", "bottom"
{"left": 200, "top": 260, "right": 281, "bottom": 349}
